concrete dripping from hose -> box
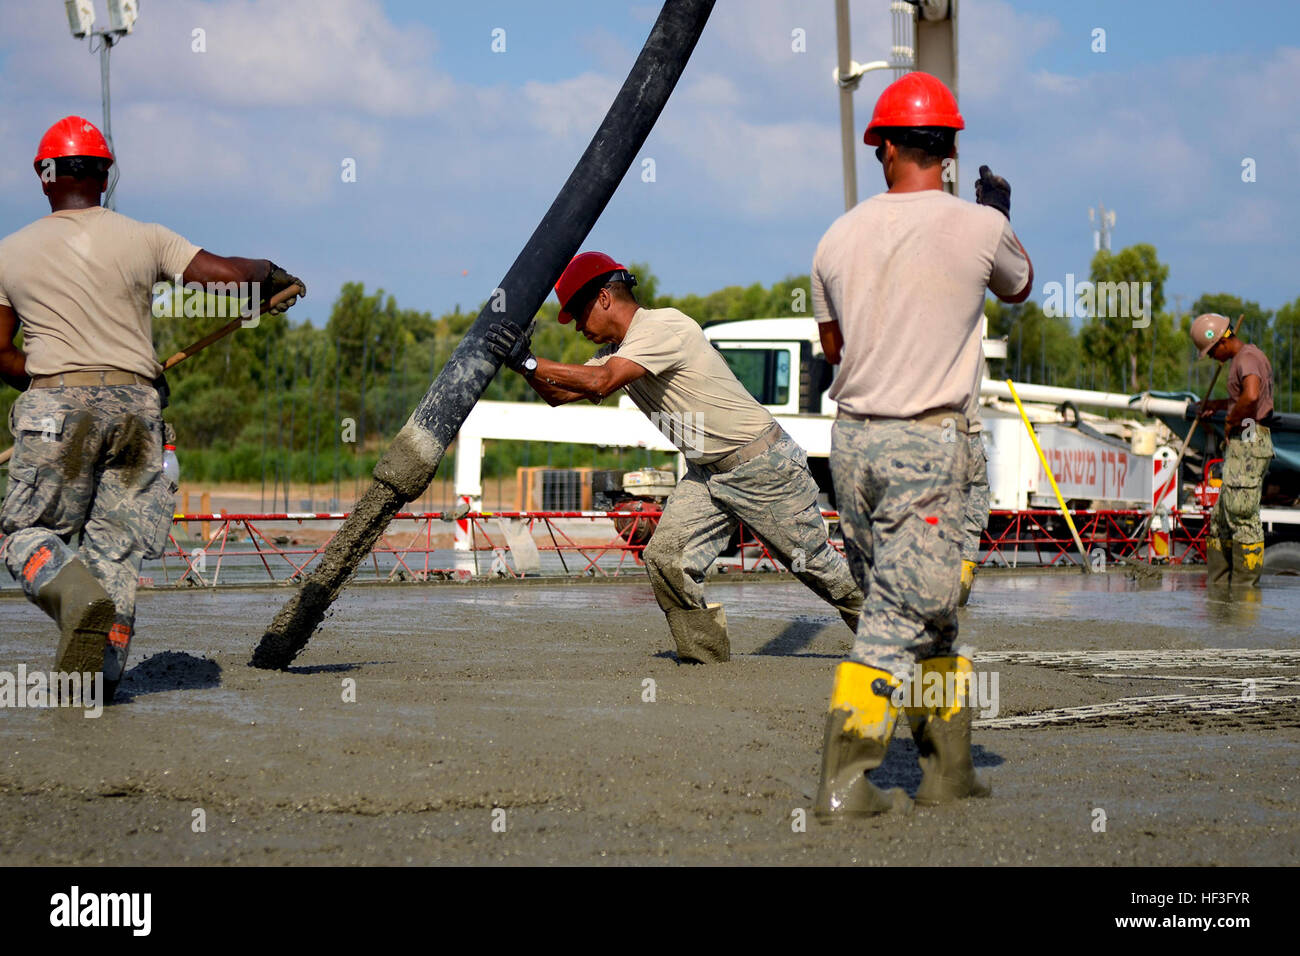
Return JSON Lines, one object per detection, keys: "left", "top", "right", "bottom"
{"left": 250, "top": 422, "right": 447, "bottom": 668}
{"left": 249, "top": 478, "right": 405, "bottom": 669}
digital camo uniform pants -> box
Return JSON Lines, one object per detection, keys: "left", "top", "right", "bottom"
{"left": 961, "top": 431, "right": 989, "bottom": 563}
{"left": 1208, "top": 426, "right": 1274, "bottom": 581}
{"left": 830, "top": 416, "right": 968, "bottom": 677}
{"left": 642, "top": 431, "right": 863, "bottom": 662}
{"left": 1, "top": 385, "right": 175, "bottom": 681}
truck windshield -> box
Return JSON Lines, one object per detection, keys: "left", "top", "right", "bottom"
{"left": 717, "top": 348, "right": 790, "bottom": 407}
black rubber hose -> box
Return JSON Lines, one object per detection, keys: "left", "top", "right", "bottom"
{"left": 252, "top": 0, "right": 716, "bottom": 668}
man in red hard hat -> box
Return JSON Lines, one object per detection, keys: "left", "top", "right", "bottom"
{"left": 484, "top": 252, "right": 863, "bottom": 663}
{"left": 0, "top": 116, "right": 304, "bottom": 703}
{"left": 1189, "top": 313, "right": 1275, "bottom": 587}
{"left": 810, "top": 72, "right": 1033, "bottom": 820}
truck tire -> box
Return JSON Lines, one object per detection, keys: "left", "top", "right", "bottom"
{"left": 1263, "top": 541, "right": 1300, "bottom": 575}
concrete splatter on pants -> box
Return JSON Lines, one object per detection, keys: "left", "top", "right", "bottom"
{"left": 1210, "top": 427, "right": 1273, "bottom": 545}
{"left": 0, "top": 385, "right": 175, "bottom": 680}
{"left": 643, "top": 433, "right": 862, "bottom": 626}
{"left": 961, "top": 431, "right": 989, "bottom": 562}
{"left": 830, "top": 416, "right": 968, "bottom": 677}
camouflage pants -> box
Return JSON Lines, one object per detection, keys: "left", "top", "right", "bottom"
{"left": 1209, "top": 427, "right": 1274, "bottom": 545}
{"left": 0, "top": 385, "right": 174, "bottom": 681}
{"left": 961, "top": 431, "right": 990, "bottom": 562}
{"left": 830, "top": 416, "right": 968, "bottom": 676}
{"left": 643, "top": 432, "right": 862, "bottom": 625}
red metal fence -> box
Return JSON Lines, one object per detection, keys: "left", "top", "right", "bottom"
{"left": 124, "top": 506, "right": 1209, "bottom": 588}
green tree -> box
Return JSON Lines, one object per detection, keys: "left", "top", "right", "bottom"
{"left": 1078, "top": 244, "right": 1170, "bottom": 392}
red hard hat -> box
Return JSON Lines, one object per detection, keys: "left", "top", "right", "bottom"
{"left": 863, "top": 72, "right": 964, "bottom": 146}
{"left": 33, "top": 116, "right": 114, "bottom": 171}
{"left": 554, "top": 251, "right": 635, "bottom": 324}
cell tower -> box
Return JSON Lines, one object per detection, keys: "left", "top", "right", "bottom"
{"left": 1089, "top": 203, "right": 1116, "bottom": 252}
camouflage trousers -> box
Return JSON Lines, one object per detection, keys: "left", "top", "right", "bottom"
{"left": 643, "top": 432, "right": 863, "bottom": 626}
{"left": 0, "top": 385, "right": 175, "bottom": 681}
{"left": 1209, "top": 426, "right": 1274, "bottom": 545}
{"left": 961, "top": 431, "right": 990, "bottom": 562}
{"left": 830, "top": 416, "right": 968, "bottom": 676}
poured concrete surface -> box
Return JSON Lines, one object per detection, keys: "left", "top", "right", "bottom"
{"left": 1, "top": 569, "right": 1297, "bottom": 865}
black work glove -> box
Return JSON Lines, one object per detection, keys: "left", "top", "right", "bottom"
{"left": 975, "top": 165, "right": 1011, "bottom": 220}
{"left": 485, "top": 321, "right": 535, "bottom": 373}
{"left": 262, "top": 263, "right": 306, "bottom": 314}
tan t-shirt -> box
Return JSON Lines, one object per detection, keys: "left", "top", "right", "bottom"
{"left": 587, "top": 307, "right": 774, "bottom": 461}
{"left": 812, "top": 190, "right": 1030, "bottom": 419}
{"left": 1229, "top": 343, "right": 1274, "bottom": 421}
{"left": 0, "top": 206, "right": 200, "bottom": 378}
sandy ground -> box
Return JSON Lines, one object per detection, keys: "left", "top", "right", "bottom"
{"left": 1, "top": 568, "right": 1298, "bottom": 866}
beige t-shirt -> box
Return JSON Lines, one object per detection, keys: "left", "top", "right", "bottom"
{"left": 964, "top": 355, "right": 988, "bottom": 434}
{"left": 0, "top": 206, "right": 200, "bottom": 378}
{"left": 587, "top": 307, "right": 774, "bottom": 461}
{"left": 1229, "top": 343, "right": 1274, "bottom": 421}
{"left": 812, "top": 190, "right": 1030, "bottom": 419}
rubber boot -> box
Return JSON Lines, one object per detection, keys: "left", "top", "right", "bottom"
{"left": 33, "top": 558, "right": 115, "bottom": 678}
{"left": 666, "top": 603, "right": 730, "bottom": 663}
{"left": 957, "top": 559, "right": 977, "bottom": 607}
{"left": 1206, "top": 537, "right": 1231, "bottom": 586}
{"left": 1232, "top": 541, "right": 1264, "bottom": 588}
{"left": 906, "top": 655, "right": 991, "bottom": 806}
{"left": 102, "top": 620, "right": 133, "bottom": 703}
{"left": 813, "top": 662, "right": 912, "bottom": 821}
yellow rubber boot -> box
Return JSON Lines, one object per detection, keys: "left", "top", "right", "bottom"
{"left": 905, "top": 655, "right": 992, "bottom": 806}
{"left": 1232, "top": 541, "right": 1264, "bottom": 588}
{"left": 958, "top": 560, "right": 976, "bottom": 607}
{"left": 814, "top": 662, "right": 911, "bottom": 821}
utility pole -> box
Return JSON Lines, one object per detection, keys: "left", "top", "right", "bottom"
{"left": 1089, "top": 202, "right": 1116, "bottom": 253}
{"left": 64, "top": 1, "right": 140, "bottom": 211}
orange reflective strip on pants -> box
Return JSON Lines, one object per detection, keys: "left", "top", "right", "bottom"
{"left": 108, "top": 623, "right": 131, "bottom": 650}
{"left": 22, "top": 546, "right": 53, "bottom": 583}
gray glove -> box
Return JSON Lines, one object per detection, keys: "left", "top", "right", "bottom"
{"left": 975, "top": 165, "right": 1011, "bottom": 220}
{"left": 263, "top": 263, "right": 306, "bottom": 314}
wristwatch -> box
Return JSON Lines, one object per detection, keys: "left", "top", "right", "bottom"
{"left": 521, "top": 355, "right": 538, "bottom": 378}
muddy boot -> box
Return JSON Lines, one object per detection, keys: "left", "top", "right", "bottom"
{"left": 906, "top": 655, "right": 991, "bottom": 806}
{"left": 33, "top": 558, "right": 115, "bottom": 677}
{"left": 958, "top": 559, "right": 977, "bottom": 607}
{"left": 814, "top": 662, "right": 911, "bottom": 821}
{"left": 1232, "top": 541, "right": 1264, "bottom": 589}
{"left": 101, "top": 620, "right": 133, "bottom": 703}
{"left": 1206, "top": 537, "right": 1231, "bottom": 587}
{"left": 666, "top": 603, "right": 730, "bottom": 663}
{"left": 837, "top": 601, "right": 862, "bottom": 635}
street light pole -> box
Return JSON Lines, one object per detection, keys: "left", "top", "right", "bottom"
{"left": 98, "top": 33, "right": 119, "bottom": 209}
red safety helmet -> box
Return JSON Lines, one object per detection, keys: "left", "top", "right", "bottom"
{"left": 33, "top": 116, "right": 114, "bottom": 173}
{"left": 554, "top": 251, "right": 636, "bottom": 324}
{"left": 863, "top": 71, "right": 964, "bottom": 146}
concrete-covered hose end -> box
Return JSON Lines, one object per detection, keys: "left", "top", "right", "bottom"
{"left": 372, "top": 419, "right": 447, "bottom": 502}
{"left": 249, "top": 479, "right": 406, "bottom": 669}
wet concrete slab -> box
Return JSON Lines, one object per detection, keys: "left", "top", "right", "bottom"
{"left": 1, "top": 569, "right": 1297, "bottom": 865}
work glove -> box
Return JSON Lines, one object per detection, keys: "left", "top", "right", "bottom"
{"left": 262, "top": 263, "right": 306, "bottom": 314}
{"left": 975, "top": 165, "right": 1011, "bottom": 220}
{"left": 485, "top": 321, "right": 535, "bottom": 373}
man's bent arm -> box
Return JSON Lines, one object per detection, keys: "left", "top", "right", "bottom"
{"left": 0, "top": 305, "right": 29, "bottom": 391}
{"left": 529, "top": 357, "right": 647, "bottom": 406}
{"left": 1226, "top": 373, "right": 1262, "bottom": 434}
{"left": 182, "top": 249, "right": 271, "bottom": 286}
{"left": 818, "top": 319, "right": 844, "bottom": 366}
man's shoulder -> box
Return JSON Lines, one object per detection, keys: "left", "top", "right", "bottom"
{"left": 1238, "top": 343, "right": 1272, "bottom": 371}
{"left": 628, "top": 307, "right": 700, "bottom": 339}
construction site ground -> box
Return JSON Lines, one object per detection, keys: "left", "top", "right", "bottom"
{"left": 1, "top": 567, "right": 1297, "bottom": 866}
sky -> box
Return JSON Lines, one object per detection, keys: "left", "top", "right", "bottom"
{"left": 1, "top": 0, "right": 1298, "bottom": 327}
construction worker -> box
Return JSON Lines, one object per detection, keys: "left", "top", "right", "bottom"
{"left": 0, "top": 116, "right": 303, "bottom": 701}
{"left": 484, "top": 252, "right": 863, "bottom": 663}
{"left": 1191, "top": 313, "right": 1274, "bottom": 587}
{"left": 810, "top": 72, "right": 1033, "bottom": 819}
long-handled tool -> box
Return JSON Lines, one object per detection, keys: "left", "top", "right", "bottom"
{"left": 0, "top": 283, "right": 303, "bottom": 467}
{"left": 1007, "top": 379, "right": 1093, "bottom": 572}
{"left": 1170, "top": 314, "right": 1244, "bottom": 499}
